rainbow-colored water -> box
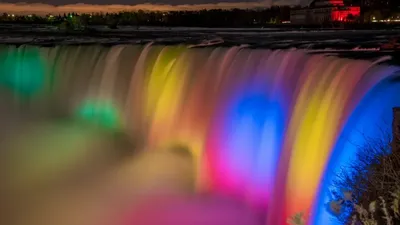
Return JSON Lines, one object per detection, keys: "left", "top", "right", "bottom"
{"left": 1, "top": 44, "right": 400, "bottom": 225}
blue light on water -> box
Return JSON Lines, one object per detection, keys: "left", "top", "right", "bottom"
{"left": 312, "top": 76, "right": 400, "bottom": 225}
{"left": 221, "top": 92, "right": 285, "bottom": 204}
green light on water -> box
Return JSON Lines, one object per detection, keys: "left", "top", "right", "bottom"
{"left": 0, "top": 48, "right": 46, "bottom": 98}
{"left": 76, "top": 100, "right": 122, "bottom": 130}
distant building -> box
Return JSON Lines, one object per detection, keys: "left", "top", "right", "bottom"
{"left": 361, "top": 0, "right": 399, "bottom": 9}
{"left": 360, "top": 0, "right": 400, "bottom": 22}
{"left": 290, "top": 0, "right": 361, "bottom": 24}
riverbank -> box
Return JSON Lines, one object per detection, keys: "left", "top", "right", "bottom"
{"left": 2, "top": 21, "right": 400, "bottom": 30}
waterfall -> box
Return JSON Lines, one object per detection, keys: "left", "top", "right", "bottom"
{"left": 0, "top": 44, "right": 399, "bottom": 225}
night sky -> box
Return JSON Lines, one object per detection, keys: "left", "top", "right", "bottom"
{"left": 0, "top": 0, "right": 304, "bottom": 15}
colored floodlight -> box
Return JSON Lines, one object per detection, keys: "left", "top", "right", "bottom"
{"left": 0, "top": 47, "right": 46, "bottom": 98}
{"left": 75, "top": 100, "right": 122, "bottom": 130}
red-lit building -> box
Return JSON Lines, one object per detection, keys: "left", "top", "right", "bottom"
{"left": 290, "top": 0, "right": 361, "bottom": 24}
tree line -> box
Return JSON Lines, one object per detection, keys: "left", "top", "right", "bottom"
{"left": 0, "top": 7, "right": 293, "bottom": 28}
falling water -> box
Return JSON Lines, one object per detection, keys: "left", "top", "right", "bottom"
{"left": 1, "top": 44, "right": 400, "bottom": 225}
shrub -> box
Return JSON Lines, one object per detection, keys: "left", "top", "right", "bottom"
{"left": 289, "top": 130, "right": 400, "bottom": 224}
{"left": 331, "top": 130, "right": 400, "bottom": 224}
{"left": 289, "top": 189, "right": 400, "bottom": 225}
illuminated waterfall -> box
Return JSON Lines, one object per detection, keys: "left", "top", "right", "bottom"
{"left": 0, "top": 44, "right": 399, "bottom": 225}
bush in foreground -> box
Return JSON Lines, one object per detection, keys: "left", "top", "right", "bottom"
{"left": 289, "top": 131, "right": 400, "bottom": 224}
{"left": 289, "top": 189, "right": 400, "bottom": 225}
{"left": 332, "top": 132, "right": 400, "bottom": 224}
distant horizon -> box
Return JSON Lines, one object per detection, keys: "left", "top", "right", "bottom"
{"left": 0, "top": 1, "right": 301, "bottom": 16}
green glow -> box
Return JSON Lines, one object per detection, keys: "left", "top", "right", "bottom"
{"left": 0, "top": 47, "right": 46, "bottom": 98}
{"left": 76, "top": 100, "right": 122, "bottom": 130}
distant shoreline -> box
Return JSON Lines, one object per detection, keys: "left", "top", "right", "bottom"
{"left": 1, "top": 22, "right": 400, "bottom": 31}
